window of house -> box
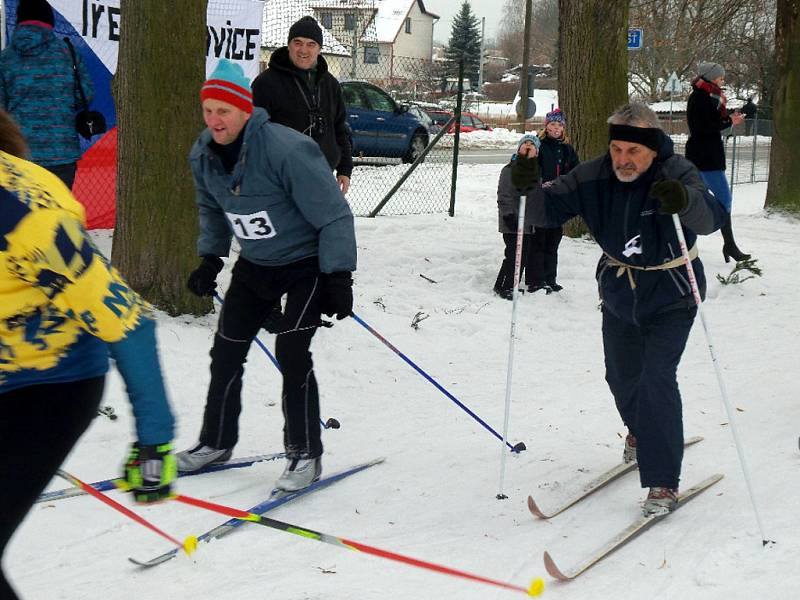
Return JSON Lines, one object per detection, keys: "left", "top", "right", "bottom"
{"left": 405, "top": 17, "right": 412, "bottom": 34}
{"left": 320, "top": 12, "right": 333, "bottom": 29}
{"left": 364, "top": 46, "right": 379, "bottom": 64}
{"left": 344, "top": 14, "right": 356, "bottom": 31}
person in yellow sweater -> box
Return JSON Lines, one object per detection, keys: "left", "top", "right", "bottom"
{"left": 0, "top": 109, "right": 175, "bottom": 600}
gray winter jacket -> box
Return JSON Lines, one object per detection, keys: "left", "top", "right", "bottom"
{"left": 497, "top": 162, "right": 536, "bottom": 234}
{"left": 189, "top": 108, "right": 356, "bottom": 274}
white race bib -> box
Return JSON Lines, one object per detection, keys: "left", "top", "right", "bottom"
{"left": 225, "top": 210, "right": 277, "bottom": 240}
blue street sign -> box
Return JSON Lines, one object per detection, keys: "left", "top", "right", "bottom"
{"left": 627, "top": 28, "right": 643, "bottom": 50}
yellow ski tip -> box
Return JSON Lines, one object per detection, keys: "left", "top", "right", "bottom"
{"left": 527, "top": 577, "right": 545, "bottom": 596}
{"left": 183, "top": 535, "right": 198, "bottom": 555}
{"left": 112, "top": 478, "right": 131, "bottom": 491}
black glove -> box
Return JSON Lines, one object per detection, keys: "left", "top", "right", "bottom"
{"left": 262, "top": 299, "right": 284, "bottom": 334}
{"left": 511, "top": 156, "right": 540, "bottom": 190}
{"left": 123, "top": 442, "right": 177, "bottom": 503}
{"left": 321, "top": 272, "right": 353, "bottom": 320}
{"left": 502, "top": 213, "right": 518, "bottom": 230}
{"left": 651, "top": 180, "right": 688, "bottom": 215}
{"left": 187, "top": 255, "right": 223, "bottom": 297}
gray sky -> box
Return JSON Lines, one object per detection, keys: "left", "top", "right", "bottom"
{"left": 424, "top": 0, "right": 504, "bottom": 44}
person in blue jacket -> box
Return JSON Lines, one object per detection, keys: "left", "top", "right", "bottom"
{"left": 511, "top": 102, "right": 725, "bottom": 517}
{"left": 0, "top": 0, "right": 94, "bottom": 188}
{"left": 0, "top": 109, "right": 175, "bottom": 600}
{"left": 177, "top": 60, "right": 357, "bottom": 493}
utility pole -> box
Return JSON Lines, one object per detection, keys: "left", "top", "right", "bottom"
{"left": 478, "top": 17, "right": 486, "bottom": 92}
{"left": 517, "top": 0, "right": 532, "bottom": 133}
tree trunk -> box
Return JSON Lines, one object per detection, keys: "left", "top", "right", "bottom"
{"left": 765, "top": 0, "right": 800, "bottom": 213}
{"left": 558, "top": 0, "right": 629, "bottom": 237}
{"left": 113, "top": 0, "right": 210, "bottom": 315}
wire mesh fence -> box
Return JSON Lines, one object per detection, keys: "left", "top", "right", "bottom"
{"left": 670, "top": 120, "right": 772, "bottom": 189}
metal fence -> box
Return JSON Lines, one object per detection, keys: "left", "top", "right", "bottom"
{"left": 333, "top": 53, "right": 456, "bottom": 217}
{"left": 670, "top": 120, "right": 772, "bottom": 191}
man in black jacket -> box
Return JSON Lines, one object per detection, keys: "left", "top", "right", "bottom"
{"left": 252, "top": 16, "right": 352, "bottom": 194}
{"left": 512, "top": 102, "right": 725, "bottom": 517}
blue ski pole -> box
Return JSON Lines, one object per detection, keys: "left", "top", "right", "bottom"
{"left": 213, "top": 293, "right": 340, "bottom": 430}
{"left": 351, "top": 313, "right": 525, "bottom": 453}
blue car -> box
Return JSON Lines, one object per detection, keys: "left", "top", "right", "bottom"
{"left": 340, "top": 81, "right": 429, "bottom": 163}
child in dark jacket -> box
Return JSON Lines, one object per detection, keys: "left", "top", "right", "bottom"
{"left": 529, "top": 108, "right": 579, "bottom": 292}
{"left": 494, "top": 134, "right": 540, "bottom": 299}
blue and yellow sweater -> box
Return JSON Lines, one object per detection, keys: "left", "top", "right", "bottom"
{"left": 0, "top": 24, "right": 94, "bottom": 166}
{"left": 0, "top": 151, "right": 173, "bottom": 444}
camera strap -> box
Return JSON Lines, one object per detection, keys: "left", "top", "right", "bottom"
{"left": 293, "top": 78, "right": 322, "bottom": 137}
{"left": 64, "top": 38, "right": 89, "bottom": 111}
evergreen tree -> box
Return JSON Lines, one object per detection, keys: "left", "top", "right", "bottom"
{"left": 444, "top": 1, "right": 482, "bottom": 86}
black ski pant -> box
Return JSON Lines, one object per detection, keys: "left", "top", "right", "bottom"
{"left": 0, "top": 377, "right": 104, "bottom": 600}
{"left": 494, "top": 232, "right": 533, "bottom": 291}
{"left": 528, "top": 226, "right": 563, "bottom": 286}
{"left": 602, "top": 306, "right": 696, "bottom": 490}
{"left": 199, "top": 256, "right": 324, "bottom": 458}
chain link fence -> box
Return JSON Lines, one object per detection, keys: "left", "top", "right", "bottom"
{"left": 669, "top": 119, "right": 772, "bottom": 191}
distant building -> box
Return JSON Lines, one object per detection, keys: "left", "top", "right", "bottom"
{"left": 261, "top": 0, "right": 439, "bottom": 82}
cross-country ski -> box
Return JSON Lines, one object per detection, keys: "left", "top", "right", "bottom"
{"left": 528, "top": 435, "right": 703, "bottom": 519}
{"left": 542, "top": 474, "right": 725, "bottom": 581}
{"left": 129, "top": 457, "right": 385, "bottom": 568}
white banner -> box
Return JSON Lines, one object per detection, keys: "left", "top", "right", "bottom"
{"left": 46, "top": 0, "right": 264, "bottom": 79}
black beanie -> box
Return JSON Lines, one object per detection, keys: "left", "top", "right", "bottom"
{"left": 288, "top": 16, "right": 323, "bottom": 47}
{"left": 17, "top": 0, "right": 54, "bottom": 26}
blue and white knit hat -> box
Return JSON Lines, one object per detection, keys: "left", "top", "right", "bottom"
{"left": 512, "top": 133, "right": 541, "bottom": 160}
{"left": 545, "top": 108, "right": 566, "bottom": 125}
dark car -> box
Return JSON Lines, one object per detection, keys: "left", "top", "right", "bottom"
{"left": 340, "top": 81, "right": 429, "bottom": 163}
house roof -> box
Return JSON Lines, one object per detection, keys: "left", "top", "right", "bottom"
{"left": 373, "top": 0, "right": 438, "bottom": 43}
{"left": 262, "top": 0, "right": 351, "bottom": 55}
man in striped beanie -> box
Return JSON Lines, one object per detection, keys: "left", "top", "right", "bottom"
{"left": 178, "top": 59, "right": 357, "bottom": 494}
{"left": 199, "top": 59, "right": 253, "bottom": 146}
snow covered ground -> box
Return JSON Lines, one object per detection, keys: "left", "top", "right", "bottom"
{"left": 7, "top": 171, "right": 799, "bottom": 600}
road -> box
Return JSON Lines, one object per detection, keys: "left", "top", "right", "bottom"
{"left": 352, "top": 147, "right": 513, "bottom": 167}
{"left": 456, "top": 148, "right": 514, "bottom": 164}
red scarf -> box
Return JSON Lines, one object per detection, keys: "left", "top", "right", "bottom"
{"left": 692, "top": 77, "right": 727, "bottom": 119}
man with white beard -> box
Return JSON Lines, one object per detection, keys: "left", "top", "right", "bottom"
{"left": 510, "top": 102, "right": 725, "bottom": 517}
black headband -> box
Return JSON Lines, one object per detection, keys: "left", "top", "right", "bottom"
{"left": 608, "top": 124, "right": 661, "bottom": 152}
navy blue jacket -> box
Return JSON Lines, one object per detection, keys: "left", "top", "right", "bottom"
{"left": 527, "top": 134, "right": 725, "bottom": 324}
